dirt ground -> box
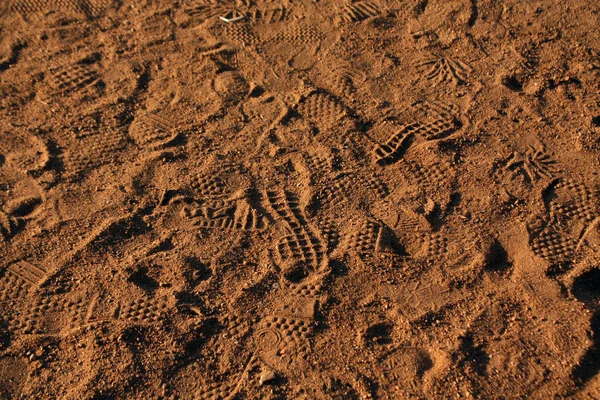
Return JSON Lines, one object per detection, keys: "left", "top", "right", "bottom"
{"left": 0, "top": 0, "right": 599, "bottom": 398}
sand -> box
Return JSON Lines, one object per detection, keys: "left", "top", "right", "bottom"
{"left": 1, "top": 0, "right": 600, "bottom": 398}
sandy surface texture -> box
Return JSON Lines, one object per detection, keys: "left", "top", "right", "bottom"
{"left": 0, "top": 0, "right": 600, "bottom": 398}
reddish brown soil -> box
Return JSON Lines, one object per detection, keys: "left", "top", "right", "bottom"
{"left": 1, "top": 0, "right": 600, "bottom": 398}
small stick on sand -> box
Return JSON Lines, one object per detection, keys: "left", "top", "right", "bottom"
{"left": 220, "top": 15, "right": 245, "bottom": 23}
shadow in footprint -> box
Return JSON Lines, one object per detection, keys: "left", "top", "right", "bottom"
{"left": 364, "top": 322, "right": 393, "bottom": 345}
{"left": 571, "top": 268, "right": 600, "bottom": 383}
{"left": 127, "top": 266, "right": 159, "bottom": 293}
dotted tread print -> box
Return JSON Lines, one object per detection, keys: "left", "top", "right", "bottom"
{"left": 417, "top": 55, "right": 471, "bottom": 85}
{"left": 0, "top": 261, "right": 47, "bottom": 302}
{"left": 184, "top": 196, "right": 265, "bottom": 230}
{"left": 529, "top": 220, "right": 579, "bottom": 266}
{"left": 405, "top": 158, "right": 453, "bottom": 193}
{"left": 196, "top": 381, "right": 237, "bottom": 400}
{"left": 222, "top": 314, "right": 250, "bottom": 341}
{"left": 266, "top": 190, "right": 325, "bottom": 271}
{"left": 320, "top": 174, "right": 354, "bottom": 204}
{"left": 194, "top": 354, "right": 256, "bottom": 400}
{"left": 11, "top": 0, "right": 110, "bottom": 16}
{"left": 43, "top": 63, "right": 99, "bottom": 98}
{"left": 361, "top": 174, "right": 389, "bottom": 198}
{"left": 268, "top": 25, "right": 324, "bottom": 45}
{"left": 529, "top": 180, "right": 598, "bottom": 270}
{"left": 117, "top": 297, "right": 169, "bottom": 324}
{"left": 275, "top": 280, "right": 322, "bottom": 319}
{"left": 330, "top": 66, "right": 367, "bottom": 98}
{"left": 342, "top": 219, "right": 382, "bottom": 256}
{"left": 302, "top": 152, "right": 334, "bottom": 178}
{"left": 191, "top": 174, "right": 227, "bottom": 198}
{"left": 255, "top": 315, "right": 311, "bottom": 355}
{"left": 10, "top": 296, "right": 92, "bottom": 335}
{"left": 338, "top": 1, "right": 381, "bottom": 23}
{"left": 419, "top": 232, "right": 449, "bottom": 258}
{"left": 63, "top": 132, "right": 127, "bottom": 179}
{"left": 320, "top": 172, "right": 388, "bottom": 205}
{"left": 546, "top": 180, "right": 596, "bottom": 222}
{"left": 373, "top": 117, "right": 459, "bottom": 165}
{"left": 285, "top": 281, "right": 322, "bottom": 298}
{"left": 0, "top": 273, "right": 30, "bottom": 303}
{"left": 297, "top": 92, "right": 350, "bottom": 130}
{"left": 129, "top": 114, "right": 178, "bottom": 148}
{"left": 318, "top": 218, "right": 340, "bottom": 252}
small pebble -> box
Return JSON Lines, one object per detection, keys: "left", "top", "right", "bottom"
{"left": 259, "top": 370, "right": 276, "bottom": 385}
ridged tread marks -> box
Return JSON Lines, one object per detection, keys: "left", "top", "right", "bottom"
{"left": 265, "top": 189, "right": 325, "bottom": 271}
{"left": 339, "top": 1, "right": 381, "bottom": 23}
{"left": 247, "top": 6, "right": 293, "bottom": 24}
{"left": 267, "top": 25, "right": 324, "bottom": 45}
{"left": 183, "top": 195, "right": 265, "bottom": 231}
{"left": 11, "top": 0, "right": 110, "bottom": 16}
{"left": 373, "top": 117, "right": 459, "bottom": 165}
{"left": 418, "top": 55, "right": 471, "bottom": 85}
{"left": 185, "top": 0, "right": 241, "bottom": 21}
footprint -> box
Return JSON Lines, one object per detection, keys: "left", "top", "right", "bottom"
{"left": 528, "top": 179, "right": 599, "bottom": 274}
{"left": 265, "top": 189, "right": 327, "bottom": 273}
{"left": 296, "top": 90, "right": 352, "bottom": 133}
{"left": 267, "top": 24, "right": 324, "bottom": 45}
{"left": 254, "top": 315, "right": 312, "bottom": 365}
{"left": 116, "top": 296, "right": 171, "bottom": 325}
